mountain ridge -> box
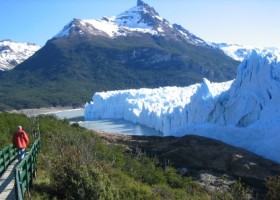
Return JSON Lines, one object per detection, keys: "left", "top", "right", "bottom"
{"left": 0, "top": 40, "right": 40, "bottom": 71}
{"left": 0, "top": 0, "right": 239, "bottom": 110}
{"left": 53, "top": 0, "right": 211, "bottom": 48}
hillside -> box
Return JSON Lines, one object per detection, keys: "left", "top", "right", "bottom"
{"left": 0, "top": 0, "right": 238, "bottom": 111}
{"left": 97, "top": 131, "right": 280, "bottom": 198}
{"left": 1, "top": 112, "right": 279, "bottom": 199}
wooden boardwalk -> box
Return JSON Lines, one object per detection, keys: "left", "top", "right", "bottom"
{"left": 0, "top": 160, "right": 18, "bottom": 200}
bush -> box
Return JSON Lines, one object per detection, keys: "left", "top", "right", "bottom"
{"left": 0, "top": 112, "right": 36, "bottom": 147}
{"left": 0, "top": 113, "right": 234, "bottom": 199}
{"left": 63, "top": 166, "right": 119, "bottom": 200}
{"left": 165, "top": 167, "right": 189, "bottom": 188}
{"left": 112, "top": 170, "right": 154, "bottom": 200}
{"left": 265, "top": 176, "right": 280, "bottom": 200}
{"left": 229, "top": 178, "right": 250, "bottom": 200}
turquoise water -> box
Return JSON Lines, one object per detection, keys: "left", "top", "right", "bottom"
{"left": 49, "top": 108, "right": 163, "bottom": 136}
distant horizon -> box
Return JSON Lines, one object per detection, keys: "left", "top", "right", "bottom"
{"left": 1, "top": 0, "right": 280, "bottom": 48}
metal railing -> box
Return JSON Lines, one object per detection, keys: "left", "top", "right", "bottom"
{"left": 0, "top": 144, "right": 17, "bottom": 175}
{"left": 14, "top": 138, "right": 40, "bottom": 200}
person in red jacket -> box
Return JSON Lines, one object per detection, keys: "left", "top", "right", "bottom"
{"left": 12, "top": 126, "right": 29, "bottom": 161}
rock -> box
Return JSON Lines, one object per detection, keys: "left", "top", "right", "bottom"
{"left": 192, "top": 170, "right": 234, "bottom": 193}
{"left": 95, "top": 132, "right": 280, "bottom": 197}
{"left": 179, "top": 167, "right": 188, "bottom": 175}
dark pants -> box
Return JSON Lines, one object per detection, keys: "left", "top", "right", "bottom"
{"left": 18, "top": 148, "right": 25, "bottom": 161}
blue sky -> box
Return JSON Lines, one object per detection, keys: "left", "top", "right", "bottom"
{"left": 1, "top": 0, "right": 280, "bottom": 47}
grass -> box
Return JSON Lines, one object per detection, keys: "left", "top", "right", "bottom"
{"left": 0, "top": 112, "right": 256, "bottom": 199}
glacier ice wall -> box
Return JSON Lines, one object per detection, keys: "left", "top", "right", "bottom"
{"left": 187, "top": 50, "right": 280, "bottom": 128}
{"left": 85, "top": 50, "right": 280, "bottom": 132}
{"left": 85, "top": 85, "right": 202, "bottom": 134}
{"left": 85, "top": 50, "right": 280, "bottom": 163}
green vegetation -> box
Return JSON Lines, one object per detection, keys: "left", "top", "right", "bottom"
{"left": 0, "top": 35, "right": 239, "bottom": 111}
{"left": 265, "top": 176, "right": 280, "bottom": 200}
{"left": 0, "top": 112, "right": 256, "bottom": 199}
{"left": 0, "top": 112, "right": 35, "bottom": 147}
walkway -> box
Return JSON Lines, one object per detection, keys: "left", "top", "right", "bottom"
{"left": 0, "top": 160, "right": 17, "bottom": 200}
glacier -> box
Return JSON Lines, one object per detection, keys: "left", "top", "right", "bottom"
{"left": 85, "top": 50, "right": 280, "bottom": 164}
{"left": 211, "top": 42, "right": 280, "bottom": 61}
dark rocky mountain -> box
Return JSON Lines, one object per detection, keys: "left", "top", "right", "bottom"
{"left": 0, "top": 0, "right": 239, "bottom": 110}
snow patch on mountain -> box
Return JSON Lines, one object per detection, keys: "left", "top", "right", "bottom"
{"left": 116, "top": 6, "right": 158, "bottom": 28}
{"left": 53, "top": 1, "right": 208, "bottom": 47}
{"left": 82, "top": 19, "right": 120, "bottom": 37}
{"left": 0, "top": 40, "right": 40, "bottom": 71}
{"left": 85, "top": 50, "right": 280, "bottom": 163}
{"left": 54, "top": 21, "right": 75, "bottom": 39}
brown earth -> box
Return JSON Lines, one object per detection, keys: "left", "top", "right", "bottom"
{"left": 95, "top": 131, "right": 280, "bottom": 197}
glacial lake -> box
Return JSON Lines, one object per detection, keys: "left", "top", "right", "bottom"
{"left": 48, "top": 108, "right": 163, "bottom": 136}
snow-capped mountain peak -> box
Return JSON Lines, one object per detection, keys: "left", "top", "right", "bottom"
{"left": 116, "top": 0, "right": 161, "bottom": 28}
{"left": 137, "top": 0, "right": 147, "bottom": 7}
{"left": 53, "top": 1, "right": 208, "bottom": 47}
{"left": 0, "top": 40, "right": 40, "bottom": 71}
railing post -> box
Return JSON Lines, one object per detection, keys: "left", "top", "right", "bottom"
{"left": 26, "top": 158, "right": 31, "bottom": 198}
{"left": 1, "top": 152, "right": 4, "bottom": 171}
{"left": 30, "top": 152, "right": 33, "bottom": 187}
{"left": 13, "top": 138, "right": 40, "bottom": 200}
{"left": 8, "top": 146, "right": 11, "bottom": 164}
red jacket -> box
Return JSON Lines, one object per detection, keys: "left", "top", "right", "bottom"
{"left": 12, "top": 129, "right": 29, "bottom": 148}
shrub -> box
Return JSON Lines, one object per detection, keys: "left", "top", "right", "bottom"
{"left": 265, "top": 176, "right": 280, "bottom": 200}
{"left": 65, "top": 166, "right": 119, "bottom": 200}
{"left": 229, "top": 178, "right": 250, "bottom": 200}
{"left": 165, "top": 167, "right": 189, "bottom": 188}
{"left": 0, "top": 112, "right": 31, "bottom": 147}
{"left": 0, "top": 112, "right": 230, "bottom": 199}
{"left": 112, "top": 170, "right": 154, "bottom": 200}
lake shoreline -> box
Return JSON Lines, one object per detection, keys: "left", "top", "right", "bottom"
{"left": 7, "top": 106, "right": 83, "bottom": 116}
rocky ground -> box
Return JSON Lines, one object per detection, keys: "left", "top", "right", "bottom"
{"left": 7, "top": 106, "right": 75, "bottom": 115}
{"left": 95, "top": 131, "right": 280, "bottom": 199}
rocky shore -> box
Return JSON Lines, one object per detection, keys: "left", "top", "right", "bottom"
{"left": 96, "top": 131, "right": 280, "bottom": 198}
{"left": 7, "top": 106, "right": 76, "bottom": 116}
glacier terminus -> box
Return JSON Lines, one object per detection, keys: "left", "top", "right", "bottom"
{"left": 85, "top": 49, "right": 280, "bottom": 164}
